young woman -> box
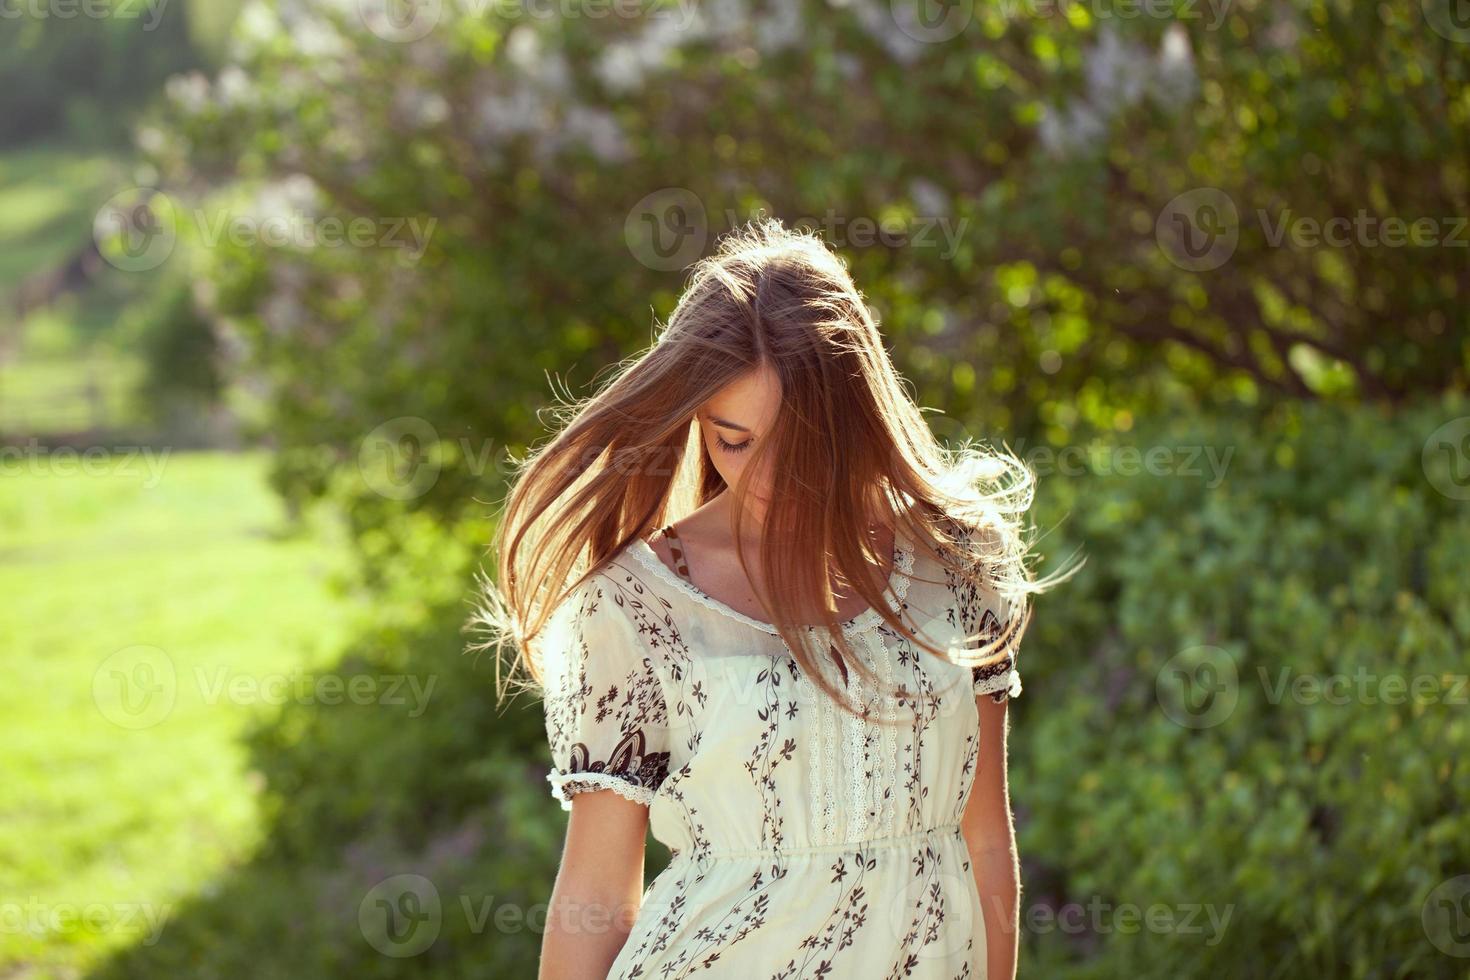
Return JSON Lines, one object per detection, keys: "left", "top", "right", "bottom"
{"left": 478, "top": 219, "right": 1052, "bottom": 979}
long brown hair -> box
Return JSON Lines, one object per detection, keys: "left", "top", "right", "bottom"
{"left": 472, "top": 217, "right": 1064, "bottom": 722}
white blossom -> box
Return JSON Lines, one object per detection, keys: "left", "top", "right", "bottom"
{"left": 1038, "top": 101, "right": 1108, "bottom": 156}
{"left": 1154, "top": 23, "right": 1197, "bottom": 108}
{"left": 754, "top": 1, "right": 803, "bottom": 54}
{"left": 909, "top": 178, "right": 949, "bottom": 219}
{"left": 165, "top": 72, "right": 211, "bottom": 115}
{"left": 216, "top": 65, "right": 255, "bottom": 108}
{"left": 1041, "top": 25, "right": 1199, "bottom": 157}
{"left": 560, "top": 106, "right": 632, "bottom": 163}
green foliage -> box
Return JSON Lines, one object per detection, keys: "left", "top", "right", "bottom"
{"left": 147, "top": 0, "right": 1468, "bottom": 511}
{"left": 0, "top": 1, "right": 205, "bottom": 147}
{"left": 59, "top": 400, "right": 1468, "bottom": 980}
{"left": 78, "top": 3, "right": 1469, "bottom": 976}
{"left": 88, "top": 506, "right": 569, "bottom": 980}
{"left": 1017, "top": 395, "right": 1470, "bottom": 978}
{"left": 130, "top": 271, "right": 225, "bottom": 429}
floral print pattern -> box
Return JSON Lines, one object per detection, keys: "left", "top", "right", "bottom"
{"left": 540, "top": 525, "right": 1022, "bottom": 978}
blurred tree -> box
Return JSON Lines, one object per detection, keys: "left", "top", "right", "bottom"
{"left": 146, "top": 1, "right": 1467, "bottom": 527}
{"left": 0, "top": 0, "right": 214, "bottom": 146}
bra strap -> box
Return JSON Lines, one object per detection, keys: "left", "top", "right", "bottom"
{"left": 659, "top": 524, "right": 694, "bottom": 583}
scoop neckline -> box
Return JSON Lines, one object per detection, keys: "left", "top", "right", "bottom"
{"left": 627, "top": 528, "right": 915, "bottom": 637}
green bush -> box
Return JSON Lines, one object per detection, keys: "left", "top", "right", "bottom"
{"left": 1017, "top": 394, "right": 1470, "bottom": 978}
{"left": 148, "top": 0, "right": 1469, "bottom": 531}
{"left": 86, "top": 397, "right": 1469, "bottom": 978}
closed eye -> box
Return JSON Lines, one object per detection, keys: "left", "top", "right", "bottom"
{"left": 715, "top": 434, "right": 753, "bottom": 454}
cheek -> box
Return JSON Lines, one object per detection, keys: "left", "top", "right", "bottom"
{"left": 701, "top": 428, "right": 766, "bottom": 490}
{"left": 702, "top": 428, "right": 739, "bottom": 483}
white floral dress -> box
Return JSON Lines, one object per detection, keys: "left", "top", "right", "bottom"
{"left": 539, "top": 523, "right": 1022, "bottom": 979}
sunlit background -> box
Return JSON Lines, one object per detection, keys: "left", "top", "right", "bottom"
{"left": 2, "top": 0, "right": 1468, "bottom": 977}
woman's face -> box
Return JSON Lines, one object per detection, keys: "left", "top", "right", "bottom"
{"left": 697, "top": 361, "right": 781, "bottom": 507}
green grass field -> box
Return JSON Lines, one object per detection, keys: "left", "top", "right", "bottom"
{"left": 0, "top": 146, "right": 124, "bottom": 298}
{"left": 0, "top": 452, "right": 357, "bottom": 979}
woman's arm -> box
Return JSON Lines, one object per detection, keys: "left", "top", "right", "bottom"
{"left": 962, "top": 694, "right": 1020, "bottom": 980}
{"left": 540, "top": 791, "right": 650, "bottom": 979}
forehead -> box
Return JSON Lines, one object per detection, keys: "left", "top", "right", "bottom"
{"left": 703, "top": 362, "right": 781, "bottom": 430}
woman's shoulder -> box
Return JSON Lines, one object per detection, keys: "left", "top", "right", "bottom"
{"left": 568, "top": 536, "right": 688, "bottom": 622}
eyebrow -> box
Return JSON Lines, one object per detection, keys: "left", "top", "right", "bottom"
{"left": 708, "top": 414, "right": 752, "bottom": 433}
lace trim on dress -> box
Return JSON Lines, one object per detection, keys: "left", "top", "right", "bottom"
{"left": 546, "top": 769, "right": 658, "bottom": 811}
{"left": 804, "top": 554, "right": 915, "bottom": 844}
{"left": 973, "top": 666, "right": 1023, "bottom": 702}
{"left": 627, "top": 529, "right": 923, "bottom": 845}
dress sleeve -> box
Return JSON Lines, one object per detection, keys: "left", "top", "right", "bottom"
{"left": 968, "top": 595, "right": 1024, "bottom": 704}
{"left": 948, "top": 524, "right": 1025, "bottom": 704}
{"left": 539, "top": 574, "right": 671, "bottom": 810}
